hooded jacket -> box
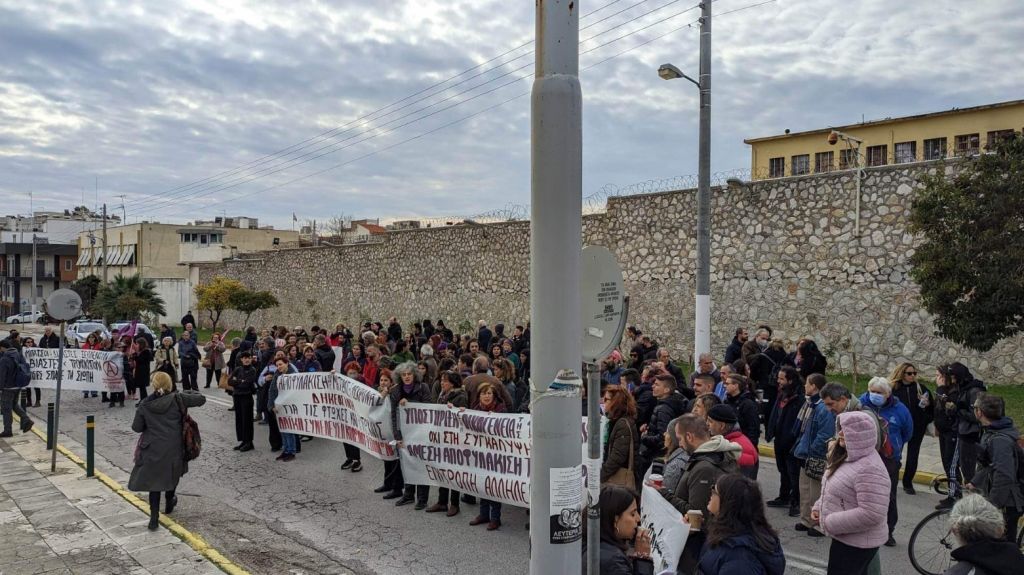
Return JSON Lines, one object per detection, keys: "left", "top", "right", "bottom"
{"left": 955, "top": 378, "right": 987, "bottom": 438}
{"left": 813, "top": 411, "right": 890, "bottom": 550}
{"left": 661, "top": 435, "right": 741, "bottom": 516}
{"left": 946, "top": 539, "right": 1024, "bottom": 575}
{"left": 641, "top": 391, "right": 689, "bottom": 456}
{"left": 725, "top": 428, "right": 759, "bottom": 469}
{"left": 973, "top": 417, "right": 1024, "bottom": 511}
{"left": 697, "top": 533, "right": 786, "bottom": 575}
{"left": 858, "top": 392, "right": 914, "bottom": 463}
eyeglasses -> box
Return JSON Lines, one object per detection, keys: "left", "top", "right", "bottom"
{"left": 905, "top": 371, "right": 918, "bottom": 376}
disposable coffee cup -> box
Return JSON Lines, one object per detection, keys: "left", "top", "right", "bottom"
{"left": 686, "top": 509, "right": 704, "bottom": 530}
{"left": 649, "top": 474, "right": 664, "bottom": 489}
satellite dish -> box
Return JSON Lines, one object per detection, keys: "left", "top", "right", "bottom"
{"left": 45, "top": 289, "right": 83, "bottom": 321}
{"left": 580, "top": 246, "right": 626, "bottom": 363}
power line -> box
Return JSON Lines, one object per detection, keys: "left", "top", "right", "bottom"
{"left": 124, "top": 0, "right": 639, "bottom": 210}
{"left": 133, "top": 1, "right": 700, "bottom": 214}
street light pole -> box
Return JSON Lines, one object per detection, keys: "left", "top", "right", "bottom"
{"left": 695, "top": 0, "right": 712, "bottom": 367}
{"left": 530, "top": 0, "right": 583, "bottom": 573}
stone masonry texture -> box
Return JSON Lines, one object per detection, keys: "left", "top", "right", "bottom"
{"left": 200, "top": 163, "right": 1023, "bottom": 383}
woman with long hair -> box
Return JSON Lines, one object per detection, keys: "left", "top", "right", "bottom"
{"left": 889, "top": 362, "right": 932, "bottom": 495}
{"left": 765, "top": 366, "right": 806, "bottom": 515}
{"left": 81, "top": 332, "right": 103, "bottom": 399}
{"left": 469, "top": 382, "right": 508, "bottom": 530}
{"left": 590, "top": 485, "right": 651, "bottom": 574}
{"left": 600, "top": 386, "right": 638, "bottom": 490}
{"left": 812, "top": 411, "right": 891, "bottom": 575}
{"left": 128, "top": 372, "right": 206, "bottom": 530}
{"left": 699, "top": 474, "right": 785, "bottom": 574}
{"left": 492, "top": 357, "right": 518, "bottom": 413}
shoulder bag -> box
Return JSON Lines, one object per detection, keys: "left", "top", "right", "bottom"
{"left": 175, "top": 393, "right": 202, "bottom": 462}
{"left": 606, "top": 421, "right": 636, "bottom": 490}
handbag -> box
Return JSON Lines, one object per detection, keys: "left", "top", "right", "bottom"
{"left": 805, "top": 456, "right": 826, "bottom": 481}
{"left": 606, "top": 422, "right": 636, "bottom": 490}
{"left": 201, "top": 357, "right": 212, "bottom": 369}
{"left": 175, "top": 393, "right": 202, "bottom": 462}
{"left": 218, "top": 371, "right": 231, "bottom": 390}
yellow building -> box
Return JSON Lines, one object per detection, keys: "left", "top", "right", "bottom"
{"left": 744, "top": 99, "right": 1024, "bottom": 180}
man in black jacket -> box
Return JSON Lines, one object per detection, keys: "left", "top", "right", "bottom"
{"left": 0, "top": 340, "right": 33, "bottom": 437}
{"left": 228, "top": 352, "right": 258, "bottom": 452}
{"left": 181, "top": 311, "right": 196, "bottom": 329}
{"left": 477, "top": 320, "right": 493, "bottom": 353}
{"left": 313, "top": 335, "right": 336, "bottom": 373}
{"left": 724, "top": 327, "right": 747, "bottom": 364}
{"left": 639, "top": 374, "right": 689, "bottom": 475}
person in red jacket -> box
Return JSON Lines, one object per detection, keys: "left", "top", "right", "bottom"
{"left": 706, "top": 404, "right": 759, "bottom": 479}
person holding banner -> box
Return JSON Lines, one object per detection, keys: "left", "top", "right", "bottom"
{"left": 81, "top": 332, "right": 102, "bottom": 398}
{"left": 341, "top": 361, "right": 368, "bottom": 473}
{"left": 587, "top": 485, "right": 652, "bottom": 575}
{"left": 392, "top": 362, "right": 432, "bottom": 509}
{"left": 268, "top": 357, "right": 298, "bottom": 462}
{"left": 468, "top": 381, "right": 508, "bottom": 530}
{"left": 425, "top": 370, "right": 469, "bottom": 516}
{"left": 128, "top": 372, "right": 206, "bottom": 531}
{"left": 696, "top": 474, "right": 785, "bottom": 575}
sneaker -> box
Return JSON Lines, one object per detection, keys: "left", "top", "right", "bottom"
{"left": 487, "top": 521, "right": 501, "bottom": 531}
{"left": 395, "top": 497, "right": 414, "bottom": 507}
{"left": 281, "top": 454, "right": 296, "bottom": 462}
{"left": 233, "top": 443, "right": 243, "bottom": 451}
{"left": 350, "top": 461, "right": 362, "bottom": 472}
{"left": 766, "top": 497, "right": 790, "bottom": 508}
{"left": 300, "top": 436, "right": 312, "bottom": 442}
{"left": 340, "top": 459, "right": 354, "bottom": 470}
{"left": 20, "top": 420, "right": 33, "bottom": 434}
{"left": 795, "top": 523, "right": 809, "bottom": 532}
{"left": 884, "top": 535, "right": 896, "bottom": 547}
{"left": 935, "top": 497, "right": 956, "bottom": 511}
{"left": 807, "top": 528, "right": 825, "bottom": 538}
{"left": 469, "top": 515, "right": 488, "bottom": 526}
{"left": 446, "top": 506, "right": 460, "bottom": 517}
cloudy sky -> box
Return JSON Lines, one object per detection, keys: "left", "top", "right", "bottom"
{"left": 2, "top": 0, "right": 1021, "bottom": 230}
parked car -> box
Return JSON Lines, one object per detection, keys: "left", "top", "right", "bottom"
{"left": 108, "top": 321, "right": 156, "bottom": 339}
{"left": 65, "top": 321, "right": 112, "bottom": 345}
{"left": 6, "top": 310, "right": 43, "bottom": 324}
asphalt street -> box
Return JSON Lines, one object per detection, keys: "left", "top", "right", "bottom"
{"left": 15, "top": 382, "right": 955, "bottom": 575}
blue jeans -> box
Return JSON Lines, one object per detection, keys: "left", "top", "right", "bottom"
{"left": 480, "top": 498, "right": 502, "bottom": 522}
{"left": 282, "top": 432, "right": 297, "bottom": 455}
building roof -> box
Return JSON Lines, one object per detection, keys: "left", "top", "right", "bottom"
{"left": 359, "top": 223, "right": 388, "bottom": 235}
{"left": 743, "top": 99, "right": 1024, "bottom": 144}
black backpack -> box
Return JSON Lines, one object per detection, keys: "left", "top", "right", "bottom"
{"left": 13, "top": 353, "right": 31, "bottom": 388}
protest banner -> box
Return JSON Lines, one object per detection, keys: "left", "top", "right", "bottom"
{"left": 640, "top": 484, "right": 688, "bottom": 574}
{"left": 274, "top": 372, "right": 397, "bottom": 460}
{"left": 24, "top": 348, "right": 125, "bottom": 393}
{"left": 400, "top": 404, "right": 532, "bottom": 507}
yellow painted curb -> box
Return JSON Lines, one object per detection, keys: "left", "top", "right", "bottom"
{"left": 15, "top": 415, "right": 251, "bottom": 575}
{"left": 756, "top": 443, "right": 941, "bottom": 485}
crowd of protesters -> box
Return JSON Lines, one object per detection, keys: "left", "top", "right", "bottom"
{"left": 3, "top": 314, "right": 1022, "bottom": 575}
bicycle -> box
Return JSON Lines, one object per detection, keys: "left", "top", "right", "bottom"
{"left": 909, "top": 508, "right": 1024, "bottom": 575}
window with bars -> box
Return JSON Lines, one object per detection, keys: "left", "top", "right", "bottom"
{"left": 791, "top": 154, "right": 810, "bottom": 175}
{"left": 894, "top": 141, "right": 917, "bottom": 164}
{"left": 64, "top": 259, "right": 73, "bottom": 271}
{"left": 923, "top": 138, "right": 947, "bottom": 160}
{"left": 839, "top": 148, "right": 857, "bottom": 169}
{"left": 814, "top": 151, "right": 834, "bottom": 173}
{"left": 986, "top": 129, "right": 1015, "bottom": 149}
{"left": 866, "top": 145, "right": 888, "bottom": 166}
{"left": 768, "top": 157, "right": 785, "bottom": 178}
{"left": 954, "top": 133, "right": 980, "bottom": 156}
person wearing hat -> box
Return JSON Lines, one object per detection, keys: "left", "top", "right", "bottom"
{"left": 706, "top": 404, "right": 760, "bottom": 479}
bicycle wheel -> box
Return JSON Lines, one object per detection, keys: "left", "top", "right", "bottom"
{"left": 931, "top": 475, "right": 949, "bottom": 496}
{"left": 909, "top": 509, "right": 954, "bottom": 575}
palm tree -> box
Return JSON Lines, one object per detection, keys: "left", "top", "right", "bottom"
{"left": 94, "top": 274, "right": 166, "bottom": 320}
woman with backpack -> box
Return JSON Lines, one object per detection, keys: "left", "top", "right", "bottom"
{"left": 128, "top": 372, "right": 206, "bottom": 530}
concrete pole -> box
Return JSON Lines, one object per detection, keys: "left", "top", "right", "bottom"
{"left": 30, "top": 234, "right": 37, "bottom": 318}
{"left": 530, "top": 1, "right": 582, "bottom": 573}
{"left": 102, "top": 204, "right": 108, "bottom": 283}
{"left": 693, "top": 0, "right": 712, "bottom": 367}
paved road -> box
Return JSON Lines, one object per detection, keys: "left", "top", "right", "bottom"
{"left": 23, "top": 385, "right": 947, "bottom": 575}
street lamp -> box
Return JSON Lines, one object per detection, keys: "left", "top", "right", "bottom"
{"left": 658, "top": 0, "right": 711, "bottom": 368}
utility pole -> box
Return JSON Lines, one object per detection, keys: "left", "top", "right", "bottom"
{"left": 530, "top": 1, "right": 582, "bottom": 573}
{"left": 101, "top": 204, "right": 108, "bottom": 283}
{"left": 693, "top": 0, "right": 712, "bottom": 367}
{"left": 30, "top": 234, "right": 37, "bottom": 318}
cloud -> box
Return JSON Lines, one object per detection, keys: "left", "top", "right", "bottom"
{"left": 0, "top": 0, "right": 1021, "bottom": 229}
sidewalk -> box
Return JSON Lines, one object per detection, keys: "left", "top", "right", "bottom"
{"left": 0, "top": 429, "right": 223, "bottom": 575}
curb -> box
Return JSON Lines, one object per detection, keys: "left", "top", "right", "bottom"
{"left": 756, "top": 444, "right": 941, "bottom": 485}
{"left": 15, "top": 415, "right": 251, "bottom": 575}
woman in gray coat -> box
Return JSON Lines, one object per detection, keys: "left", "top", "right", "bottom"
{"left": 128, "top": 371, "right": 206, "bottom": 530}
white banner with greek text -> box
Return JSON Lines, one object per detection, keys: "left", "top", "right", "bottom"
{"left": 640, "top": 484, "right": 688, "bottom": 574}
{"left": 24, "top": 348, "right": 125, "bottom": 392}
{"left": 274, "top": 372, "right": 398, "bottom": 460}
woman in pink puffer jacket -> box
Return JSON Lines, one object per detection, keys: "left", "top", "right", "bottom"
{"left": 812, "top": 410, "right": 890, "bottom": 575}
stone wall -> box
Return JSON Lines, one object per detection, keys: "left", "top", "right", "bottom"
{"left": 201, "top": 163, "right": 1023, "bottom": 382}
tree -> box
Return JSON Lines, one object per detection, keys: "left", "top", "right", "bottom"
{"left": 194, "top": 277, "right": 245, "bottom": 332}
{"left": 322, "top": 213, "right": 351, "bottom": 237}
{"left": 229, "top": 289, "right": 279, "bottom": 328}
{"left": 909, "top": 134, "right": 1024, "bottom": 352}
{"left": 71, "top": 275, "right": 102, "bottom": 315}
{"left": 94, "top": 275, "right": 166, "bottom": 321}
